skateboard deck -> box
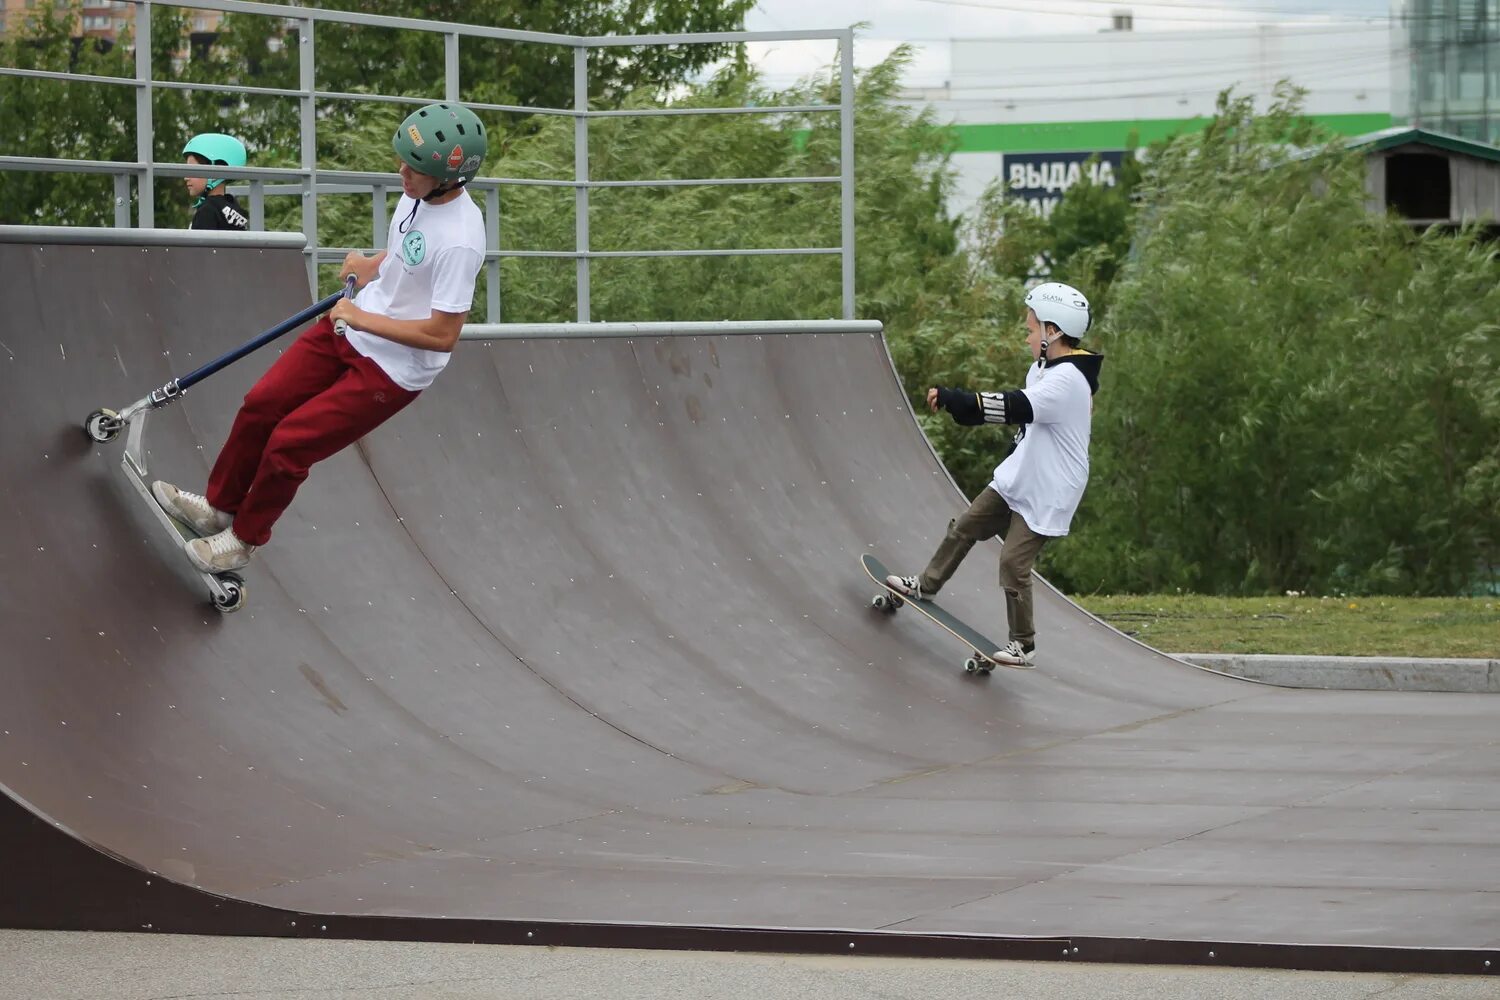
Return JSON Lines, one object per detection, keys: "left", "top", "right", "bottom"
{"left": 861, "top": 553, "right": 1032, "bottom": 673}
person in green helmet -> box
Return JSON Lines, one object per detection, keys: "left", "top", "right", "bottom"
{"left": 152, "top": 103, "right": 489, "bottom": 575}
{"left": 183, "top": 132, "right": 249, "bottom": 232}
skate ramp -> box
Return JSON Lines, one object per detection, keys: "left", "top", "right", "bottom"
{"left": 0, "top": 229, "right": 1497, "bottom": 973}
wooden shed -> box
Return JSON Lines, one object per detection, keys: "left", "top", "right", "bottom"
{"left": 1352, "top": 127, "right": 1500, "bottom": 229}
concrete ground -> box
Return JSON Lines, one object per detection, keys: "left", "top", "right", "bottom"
{"left": 1, "top": 931, "right": 1495, "bottom": 1000}
{"left": 1180, "top": 654, "right": 1499, "bottom": 692}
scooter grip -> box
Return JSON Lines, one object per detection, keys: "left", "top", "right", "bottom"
{"left": 332, "top": 274, "right": 358, "bottom": 336}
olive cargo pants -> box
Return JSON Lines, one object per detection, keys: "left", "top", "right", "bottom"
{"left": 916, "top": 487, "right": 1049, "bottom": 648}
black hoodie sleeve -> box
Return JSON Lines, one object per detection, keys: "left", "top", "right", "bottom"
{"left": 934, "top": 386, "right": 1034, "bottom": 426}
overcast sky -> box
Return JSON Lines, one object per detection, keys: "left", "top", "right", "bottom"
{"left": 740, "top": 0, "right": 1397, "bottom": 88}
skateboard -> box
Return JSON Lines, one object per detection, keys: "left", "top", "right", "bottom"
{"left": 861, "top": 553, "right": 1031, "bottom": 674}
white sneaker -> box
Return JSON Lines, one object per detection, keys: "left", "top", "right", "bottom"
{"left": 153, "top": 481, "right": 232, "bottom": 536}
{"left": 885, "top": 574, "right": 926, "bottom": 600}
{"left": 185, "top": 526, "right": 256, "bottom": 574}
{"left": 991, "top": 640, "right": 1037, "bottom": 668}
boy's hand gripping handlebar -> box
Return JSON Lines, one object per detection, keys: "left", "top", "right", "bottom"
{"left": 332, "top": 274, "right": 358, "bottom": 336}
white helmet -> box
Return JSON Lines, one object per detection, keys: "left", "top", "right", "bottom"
{"left": 1024, "top": 281, "right": 1091, "bottom": 340}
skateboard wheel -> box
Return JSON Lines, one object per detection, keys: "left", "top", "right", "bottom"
{"left": 83, "top": 408, "right": 122, "bottom": 443}
{"left": 872, "top": 593, "right": 900, "bottom": 614}
{"left": 213, "top": 573, "right": 247, "bottom": 614}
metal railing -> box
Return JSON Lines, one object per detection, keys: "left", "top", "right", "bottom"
{"left": 0, "top": 0, "right": 858, "bottom": 323}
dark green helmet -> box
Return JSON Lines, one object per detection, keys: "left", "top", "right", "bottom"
{"left": 392, "top": 102, "right": 487, "bottom": 187}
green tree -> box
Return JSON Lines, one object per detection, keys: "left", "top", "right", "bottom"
{"left": 1044, "top": 85, "right": 1500, "bottom": 596}
{"left": 0, "top": 7, "right": 134, "bottom": 225}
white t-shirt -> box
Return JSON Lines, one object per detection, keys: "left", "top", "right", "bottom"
{"left": 345, "top": 190, "right": 485, "bottom": 391}
{"left": 990, "top": 361, "right": 1093, "bottom": 537}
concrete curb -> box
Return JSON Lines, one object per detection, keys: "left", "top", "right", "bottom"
{"left": 1178, "top": 653, "right": 1500, "bottom": 693}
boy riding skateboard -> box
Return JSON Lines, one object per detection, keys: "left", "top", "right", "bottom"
{"left": 886, "top": 282, "right": 1103, "bottom": 668}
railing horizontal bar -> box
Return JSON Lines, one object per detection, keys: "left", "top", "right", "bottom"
{"left": 147, "top": 0, "right": 584, "bottom": 45}
{"left": 0, "top": 65, "right": 837, "bottom": 122}
{"left": 590, "top": 176, "right": 839, "bottom": 188}
{"left": 586, "top": 103, "right": 839, "bottom": 119}
{"left": 0, "top": 156, "right": 312, "bottom": 181}
{"left": 118, "top": 1, "right": 848, "bottom": 47}
{"left": 242, "top": 177, "right": 569, "bottom": 196}
{"left": 315, "top": 247, "right": 843, "bottom": 261}
{"left": 241, "top": 172, "right": 828, "bottom": 192}
{"left": 580, "top": 28, "right": 849, "bottom": 46}
{"left": 1, "top": 156, "right": 835, "bottom": 202}
{"left": 0, "top": 66, "right": 140, "bottom": 87}
{"left": 154, "top": 163, "right": 307, "bottom": 181}
{"left": 585, "top": 247, "right": 843, "bottom": 258}
{"left": 314, "top": 169, "right": 575, "bottom": 189}
{"left": 155, "top": 78, "right": 304, "bottom": 99}
{"left": 0, "top": 156, "right": 142, "bottom": 175}
{"left": 461, "top": 319, "right": 882, "bottom": 340}
{"left": 0, "top": 70, "right": 833, "bottom": 123}
{"left": 0, "top": 225, "right": 306, "bottom": 249}
{"left": 314, "top": 90, "right": 576, "bottom": 117}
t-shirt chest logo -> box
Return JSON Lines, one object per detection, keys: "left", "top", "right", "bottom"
{"left": 400, "top": 229, "right": 426, "bottom": 267}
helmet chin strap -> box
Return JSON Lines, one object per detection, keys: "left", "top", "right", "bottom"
{"left": 192, "top": 179, "right": 224, "bottom": 210}
{"left": 423, "top": 179, "right": 465, "bottom": 203}
{"left": 1038, "top": 325, "right": 1058, "bottom": 369}
{"left": 396, "top": 179, "right": 466, "bottom": 234}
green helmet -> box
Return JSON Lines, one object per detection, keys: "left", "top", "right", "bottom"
{"left": 182, "top": 132, "right": 247, "bottom": 192}
{"left": 392, "top": 102, "right": 487, "bottom": 188}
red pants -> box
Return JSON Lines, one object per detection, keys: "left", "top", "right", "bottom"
{"left": 207, "top": 318, "right": 419, "bottom": 546}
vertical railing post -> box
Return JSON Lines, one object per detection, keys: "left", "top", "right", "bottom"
{"left": 113, "top": 173, "right": 130, "bottom": 228}
{"left": 133, "top": 1, "right": 153, "bottom": 228}
{"left": 299, "top": 16, "right": 317, "bottom": 295}
{"left": 445, "top": 32, "right": 460, "bottom": 101}
{"left": 839, "top": 29, "right": 856, "bottom": 321}
{"left": 372, "top": 184, "right": 388, "bottom": 249}
{"left": 486, "top": 186, "right": 500, "bottom": 323}
{"left": 573, "top": 46, "right": 591, "bottom": 323}
{"left": 248, "top": 179, "right": 265, "bottom": 231}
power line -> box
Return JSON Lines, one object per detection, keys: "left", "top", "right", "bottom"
{"left": 905, "top": 0, "right": 1442, "bottom": 26}
{"left": 855, "top": 23, "right": 1391, "bottom": 42}
{"left": 943, "top": 44, "right": 1394, "bottom": 84}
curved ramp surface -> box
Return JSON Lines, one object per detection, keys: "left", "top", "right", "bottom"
{"left": 1, "top": 236, "right": 1497, "bottom": 972}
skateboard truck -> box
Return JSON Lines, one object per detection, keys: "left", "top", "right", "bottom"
{"left": 80, "top": 278, "right": 354, "bottom": 613}
{"left": 871, "top": 590, "right": 993, "bottom": 672}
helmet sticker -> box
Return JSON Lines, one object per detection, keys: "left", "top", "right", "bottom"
{"left": 401, "top": 229, "right": 426, "bottom": 267}
{"left": 460, "top": 154, "right": 482, "bottom": 173}
{"left": 447, "top": 144, "right": 465, "bottom": 170}
{"left": 406, "top": 124, "right": 425, "bottom": 148}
